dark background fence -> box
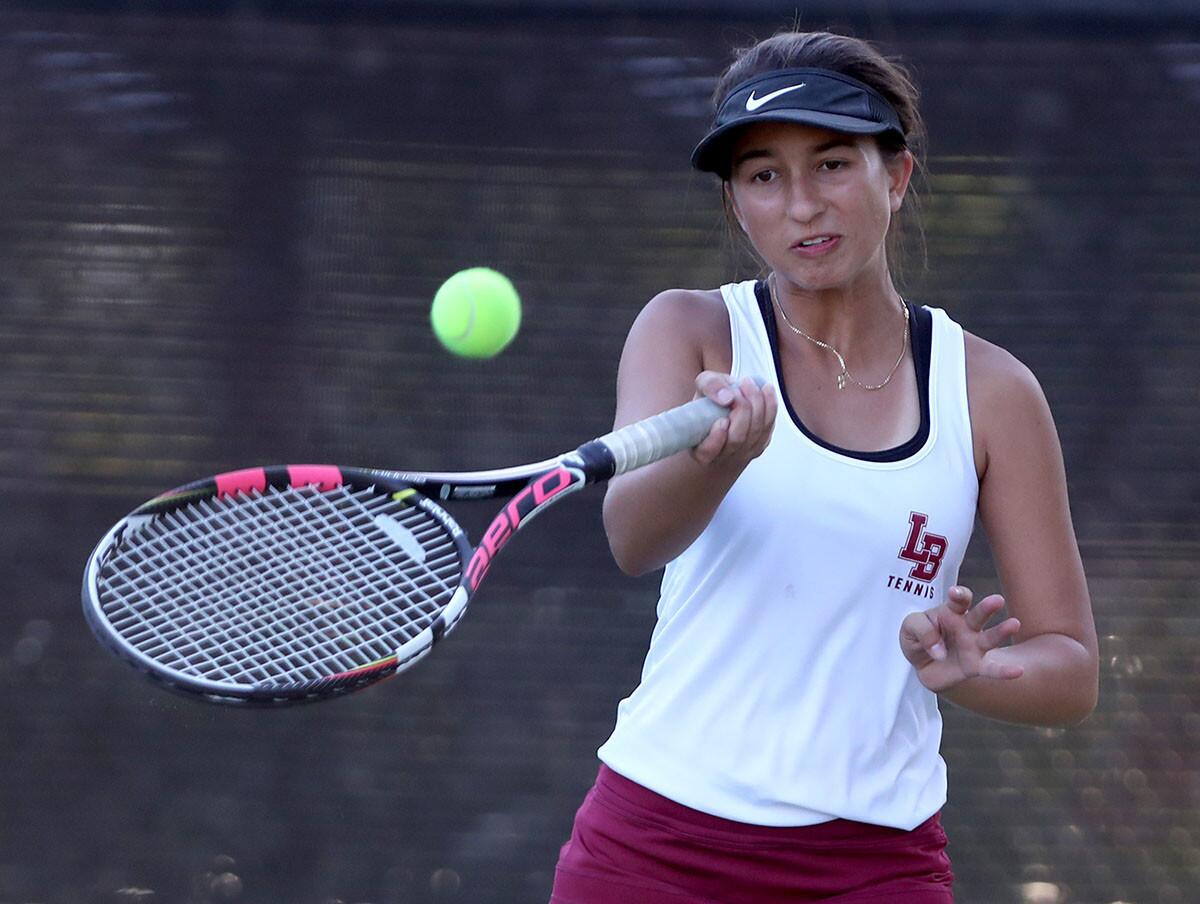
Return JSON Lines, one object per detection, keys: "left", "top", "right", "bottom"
{"left": 0, "top": 3, "right": 1197, "bottom": 903}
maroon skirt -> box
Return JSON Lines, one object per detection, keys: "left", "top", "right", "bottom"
{"left": 551, "top": 765, "right": 954, "bottom": 904}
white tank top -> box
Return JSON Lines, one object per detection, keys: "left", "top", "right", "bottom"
{"left": 598, "top": 279, "right": 979, "bottom": 830}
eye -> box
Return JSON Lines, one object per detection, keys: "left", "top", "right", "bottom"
{"left": 750, "top": 168, "right": 778, "bottom": 184}
{"left": 819, "top": 159, "right": 848, "bottom": 172}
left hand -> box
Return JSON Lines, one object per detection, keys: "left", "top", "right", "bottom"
{"left": 899, "top": 585, "right": 1025, "bottom": 693}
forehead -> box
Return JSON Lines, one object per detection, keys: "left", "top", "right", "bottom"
{"left": 729, "top": 121, "right": 871, "bottom": 161}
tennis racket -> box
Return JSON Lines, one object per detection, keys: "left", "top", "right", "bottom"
{"left": 83, "top": 388, "right": 750, "bottom": 705}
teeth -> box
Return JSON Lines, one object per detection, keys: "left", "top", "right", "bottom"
{"left": 800, "top": 236, "right": 831, "bottom": 246}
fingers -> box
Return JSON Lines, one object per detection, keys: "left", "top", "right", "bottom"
{"left": 963, "top": 592, "right": 1006, "bottom": 632}
{"left": 725, "top": 377, "right": 764, "bottom": 445}
{"left": 947, "top": 587, "right": 1013, "bottom": 635}
{"left": 945, "top": 585, "right": 972, "bottom": 616}
{"left": 689, "top": 416, "right": 729, "bottom": 465}
{"left": 903, "top": 588, "right": 1024, "bottom": 690}
{"left": 900, "top": 610, "right": 946, "bottom": 662}
{"left": 980, "top": 616, "right": 1021, "bottom": 650}
{"left": 961, "top": 591, "right": 1021, "bottom": 668}
{"left": 691, "top": 372, "right": 777, "bottom": 464}
{"left": 695, "top": 370, "right": 738, "bottom": 407}
{"left": 979, "top": 647, "right": 1024, "bottom": 681}
{"left": 725, "top": 378, "right": 753, "bottom": 445}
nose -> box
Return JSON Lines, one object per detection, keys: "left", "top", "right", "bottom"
{"left": 785, "top": 173, "right": 825, "bottom": 224}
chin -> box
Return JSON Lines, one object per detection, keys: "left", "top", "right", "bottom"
{"left": 778, "top": 269, "right": 851, "bottom": 293}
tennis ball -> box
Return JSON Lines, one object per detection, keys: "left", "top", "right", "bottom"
{"left": 430, "top": 267, "right": 521, "bottom": 358}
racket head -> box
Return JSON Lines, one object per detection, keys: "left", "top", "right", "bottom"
{"left": 83, "top": 465, "right": 472, "bottom": 705}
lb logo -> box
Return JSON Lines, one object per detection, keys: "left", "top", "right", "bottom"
{"left": 898, "top": 512, "right": 947, "bottom": 583}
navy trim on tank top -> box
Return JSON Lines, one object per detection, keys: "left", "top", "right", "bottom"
{"left": 754, "top": 280, "right": 933, "bottom": 463}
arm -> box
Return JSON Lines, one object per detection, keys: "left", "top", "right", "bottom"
{"left": 602, "top": 289, "right": 777, "bottom": 576}
{"left": 899, "top": 336, "right": 1098, "bottom": 726}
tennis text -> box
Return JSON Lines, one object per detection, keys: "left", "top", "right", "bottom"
{"left": 886, "top": 575, "right": 938, "bottom": 599}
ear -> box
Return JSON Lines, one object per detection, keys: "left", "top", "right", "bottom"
{"left": 724, "top": 183, "right": 749, "bottom": 233}
{"left": 887, "top": 149, "right": 916, "bottom": 213}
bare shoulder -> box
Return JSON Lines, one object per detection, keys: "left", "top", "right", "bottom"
{"left": 963, "top": 330, "right": 1058, "bottom": 476}
{"left": 614, "top": 287, "right": 732, "bottom": 428}
{"left": 627, "top": 287, "right": 731, "bottom": 372}
{"left": 964, "top": 329, "right": 1049, "bottom": 409}
{"left": 643, "top": 286, "right": 727, "bottom": 311}
{"left": 632, "top": 287, "right": 728, "bottom": 338}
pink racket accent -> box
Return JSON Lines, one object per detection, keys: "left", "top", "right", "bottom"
{"left": 215, "top": 468, "right": 268, "bottom": 498}
{"left": 287, "top": 465, "right": 344, "bottom": 491}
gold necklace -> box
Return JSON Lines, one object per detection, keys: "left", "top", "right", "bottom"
{"left": 767, "top": 276, "right": 910, "bottom": 391}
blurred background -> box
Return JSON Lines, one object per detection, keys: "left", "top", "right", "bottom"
{"left": 0, "top": 1, "right": 1197, "bottom": 902}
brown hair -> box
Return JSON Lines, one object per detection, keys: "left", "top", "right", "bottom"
{"left": 714, "top": 31, "right": 927, "bottom": 279}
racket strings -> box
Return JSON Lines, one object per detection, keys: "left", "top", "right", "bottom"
{"left": 96, "top": 484, "right": 463, "bottom": 689}
{"left": 187, "top": 489, "right": 458, "bottom": 660}
{"left": 264, "top": 489, "right": 456, "bottom": 670}
{"left": 105, "top": 495, "right": 382, "bottom": 680}
{"left": 105, "top": 489, "right": 459, "bottom": 683}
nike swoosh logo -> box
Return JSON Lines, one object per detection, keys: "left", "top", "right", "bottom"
{"left": 745, "top": 82, "right": 807, "bottom": 111}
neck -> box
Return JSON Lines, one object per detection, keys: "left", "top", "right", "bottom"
{"left": 769, "top": 270, "right": 905, "bottom": 355}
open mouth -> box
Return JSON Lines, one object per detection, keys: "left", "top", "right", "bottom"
{"left": 792, "top": 235, "right": 840, "bottom": 252}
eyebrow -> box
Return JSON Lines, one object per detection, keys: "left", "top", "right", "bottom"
{"left": 731, "top": 137, "right": 858, "bottom": 170}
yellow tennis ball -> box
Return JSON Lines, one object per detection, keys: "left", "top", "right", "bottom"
{"left": 430, "top": 267, "right": 521, "bottom": 358}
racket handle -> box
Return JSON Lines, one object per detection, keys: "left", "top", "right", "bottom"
{"left": 595, "top": 376, "right": 767, "bottom": 476}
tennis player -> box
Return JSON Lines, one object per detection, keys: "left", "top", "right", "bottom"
{"left": 550, "top": 30, "right": 1098, "bottom": 904}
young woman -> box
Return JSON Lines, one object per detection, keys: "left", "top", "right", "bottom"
{"left": 550, "top": 30, "right": 1098, "bottom": 904}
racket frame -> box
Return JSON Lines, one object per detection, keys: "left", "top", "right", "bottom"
{"left": 82, "top": 386, "right": 744, "bottom": 704}
{"left": 82, "top": 451, "right": 607, "bottom": 705}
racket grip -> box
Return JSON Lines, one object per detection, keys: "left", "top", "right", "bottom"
{"left": 596, "top": 376, "right": 766, "bottom": 476}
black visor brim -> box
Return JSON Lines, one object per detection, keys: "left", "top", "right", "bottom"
{"left": 691, "top": 111, "right": 904, "bottom": 177}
